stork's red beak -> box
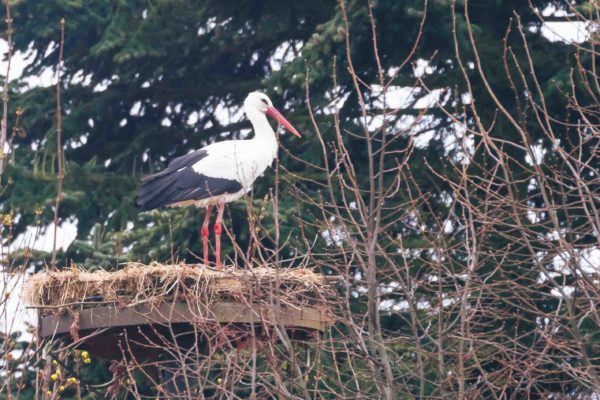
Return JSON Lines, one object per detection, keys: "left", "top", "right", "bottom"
{"left": 266, "top": 107, "right": 301, "bottom": 138}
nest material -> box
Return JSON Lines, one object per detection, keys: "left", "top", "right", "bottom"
{"left": 24, "top": 263, "right": 333, "bottom": 315}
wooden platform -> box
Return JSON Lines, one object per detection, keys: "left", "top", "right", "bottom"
{"left": 28, "top": 264, "right": 333, "bottom": 360}
{"left": 39, "top": 301, "right": 325, "bottom": 338}
{"left": 38, "top": 301, "right": 326, "bottom": 359}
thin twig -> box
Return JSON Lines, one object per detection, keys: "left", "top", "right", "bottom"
{"left": 51, "top": 18, "right": 66, "bottom": 269}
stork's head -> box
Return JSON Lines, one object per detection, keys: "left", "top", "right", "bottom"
{"left": 244, "top": 92, "right": 301, "bottom": 138}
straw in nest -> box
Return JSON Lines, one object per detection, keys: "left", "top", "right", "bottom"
{"left": 24, "top": 263, "right": 332, "bottom": 314}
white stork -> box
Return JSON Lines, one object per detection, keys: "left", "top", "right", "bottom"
{"left": 136, "top": 92, "right": 301, "bottom": 268}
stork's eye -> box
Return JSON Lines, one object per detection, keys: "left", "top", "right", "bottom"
{"left": 261, "top": 98, "right": 268, "bottom": 105}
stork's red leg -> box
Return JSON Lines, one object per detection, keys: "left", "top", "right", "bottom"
{"left": 201, "top": 205, "right": 212, "bottom": 266}
{"left": 214, "top": 202, "right": 226, "bottom": 269}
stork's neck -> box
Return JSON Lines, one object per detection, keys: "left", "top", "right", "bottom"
{"left": 246, "top": 108, "right": 277, "bottom": 143}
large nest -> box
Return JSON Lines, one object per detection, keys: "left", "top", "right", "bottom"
{"left": 25, "top": 263, "right": 333, "bottom": 316}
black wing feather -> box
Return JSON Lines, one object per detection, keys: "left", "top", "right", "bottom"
{"left": 135, "top": 149, "right": 243, "bottom": 211}
{"left": 141, "top": 149, "right": 208, "bottom": 182}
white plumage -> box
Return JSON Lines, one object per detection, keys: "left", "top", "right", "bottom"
{"left": 188, "top": 132, "right": 278, "bottom": 205}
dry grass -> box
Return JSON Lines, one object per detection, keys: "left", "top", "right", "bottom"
{"left": 24, "top": 262, "right": 333, "bottom": 315}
